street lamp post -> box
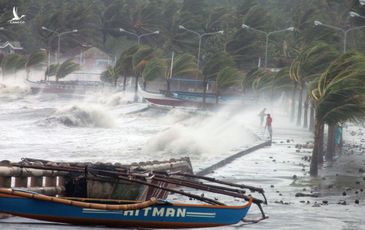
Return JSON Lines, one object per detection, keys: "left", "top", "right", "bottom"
{"left": 242, "top": 24, "right": 294, "bottom": 69}
{"left": 119, "top": 28, "right": 159, "bottom": 45}
{"left": 41, "top": 26, "right": 78, "bottom": 63}
{"left": 314, "top": 20, "right": 365, "bottom": 53}
{"left": 178, "top": 25, "right": 224, "bottom": 69}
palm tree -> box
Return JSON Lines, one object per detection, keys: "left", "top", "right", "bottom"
{"left": 215, "top": 66, "right": 243, "bottom": 103}
{"left": 289, "top": 42, "right": 338, "bottom": 127}
{"left": 44, "top": 64, "right": 59, "bottom": 81}
{"left": 100, "top": 65, "right": 119, "bottom": 86}
{"left": 309, "top": 52, "right": 365, "bottom": 176}
{"left": 202, "top": 52, "right": 235, "bottom": 104}
{"left": 115, "top": 45, "right": 140, "bottom": 91}
{"left": 132, "top": 46, "right": 159, "bottom": 99}
{"left": 25, "top": 50, "right": 46, "bottom": 80}
{"left": 1, "top": 54, "right": 26, "bottom": 79}
{"left": 242, "top": 67, "right": 275, "bottom": 100}
{"left": 54, "top": 59, "right": 80, "bottom": 81}
{"left": 167, "top": 53, "right": 199, "bottom": 93}
{"left": 142, "top": 57, "right": 167, "bottom": 90}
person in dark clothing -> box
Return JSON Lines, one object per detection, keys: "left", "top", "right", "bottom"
{"left": 258, "top": 108, "right": 266, "bottom": 126}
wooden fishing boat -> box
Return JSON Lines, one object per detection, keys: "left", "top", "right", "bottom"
{"left": 0, "top": 188, "right": 253, "bottom": 228}
{"left": 0, "top": 159, "right": 267, "bottom": 228}
{"left": 2, "top": 157, "right": 193, "bottom": 201}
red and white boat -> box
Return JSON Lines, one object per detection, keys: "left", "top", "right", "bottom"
{"left": 138, "top": 85, "right": 245, "bottom": 109}
{"left": 138, "top": 84, "right": 200, "bottom": 108}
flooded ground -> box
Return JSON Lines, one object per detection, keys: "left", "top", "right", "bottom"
{"left": 0, "top": 80, "right": 364, "bottom": 229}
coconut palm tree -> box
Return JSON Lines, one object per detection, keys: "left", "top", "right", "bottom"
{"left": 100, "top": 65, "right": 119, "bottom": 86}
{"left": 25, "top": 50, "right": 47, "bottom": 80}
{"left": 54, "top": 59, "right": 80, "bottom": 81}
{"left": 135, "top": 52, "right": 200, "bottom": 93}
{"left": 44, "top": 64, "right": 59, "bottom": 81}
{"left": 115, "top": 45, "right": 140, "bottom": 91}
{"left": 215, "top": 66, "right": 243, "bottom": 103}
{"left": 142, "top": 57, "right": 167, "bottom": 90}
{"left": 167, "top": 53, "right": 199, "bottom": 93}
{"left": 202, "top": 52, "right": 235, "bottom": 104}
{"left": 132, "top": 46, "right": 159, "bottom": 99}
{"left": 309, "top": 52, "right": 365, "bottom": 176}
{"left": 289, "top": 42, "right": 338, "bottom": 127}
{"left": 1, "top": 54, "right": 26, "bottom": 79}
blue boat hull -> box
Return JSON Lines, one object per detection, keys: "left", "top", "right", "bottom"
{"left": 0, "top": 193, "right": 251, "bottom": 228}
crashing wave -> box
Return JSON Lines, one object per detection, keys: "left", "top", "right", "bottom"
{"left": 44, "top": 104, "right": 115, "bottom": 128}
{"left": 0, "top": 82, "right": 30, "bottom": 98}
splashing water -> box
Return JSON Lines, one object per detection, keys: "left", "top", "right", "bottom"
{"left": 143, "top": 108, "right": 258, "bottom": 164}
{"left": 0, "top": 79, "right": 31, "bottom": 100}
{"left": 43, "top": 104, "right": 116, "bottom": 128}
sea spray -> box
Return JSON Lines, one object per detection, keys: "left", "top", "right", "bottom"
{"left": 44, "top": 104, "right": 116, "bottom": 128}
{"left": 83, "top": 91, "right": 136, "bottom": 106}
{"left": 0, "top": 78, "right": 31, "bottom": 99}
{"left": 143, "top": 107, "right": 258, "bottom": 162}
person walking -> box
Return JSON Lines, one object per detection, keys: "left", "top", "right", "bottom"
{"left": 265, "top": 114, "right": 272, "bottom": 139}
{"left": 258, "top": 108, "right": 266, "bottom": 126}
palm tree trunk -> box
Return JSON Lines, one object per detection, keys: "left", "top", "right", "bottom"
{"left": 291, "top": 82, "right": 297, "bottom": 122}
{"left": 303, "top": 96, "right": 309, "bottom": 128}
{"left": 123, "top": 75, "right": 127, "bottom": 91}
{"left": 309, "top": 101, "right": 315, "bottom": 132}
{"left": 326, "top": 124, "right": 336, "bottom": 161}
{"left": 310, "top": 117, "right": 324, "bottom": 176}
{"left": 114, "top": 76, "right": 118, "bottom": 87}
{"left": 318, "top": 123, "right": 325, "bottom": 164}
{"left": 296, "top": 83, "right": 303, "bottom": 126}
{"left": 166, "top": 79, "right": 171, "bottom": 95}
{"left": 134, "top": 74, "right": 139, "bottom": 102}
{"left": 26, "top": 69, "right": 30, "bottom": 80}
{"left": 202, "top": 77, "right": 207, "bottom": 106}
{"left": 215, "top": 89, "right": 219, "bottom": 104}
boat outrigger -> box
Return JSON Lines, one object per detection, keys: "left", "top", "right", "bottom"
{"left": 0, "top": 159, "right": 267, "bottom": 228}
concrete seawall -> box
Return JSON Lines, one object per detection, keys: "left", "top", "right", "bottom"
{"left": 197, "top": 140, "right": 272, "bottom": 176}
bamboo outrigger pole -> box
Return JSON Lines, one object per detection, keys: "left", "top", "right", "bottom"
{"left": 88, "top": 167, "right": 265, "bottom": 205}
{"left": 89, "top": 172, "right": 225, "bottom": 205}
{"left": 88, "top": 168, "right": 267, "bottom": 221}
{"left": 11, "top": 162, "right": 266, "bottom": 204}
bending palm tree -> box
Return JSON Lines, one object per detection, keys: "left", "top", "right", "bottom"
{"left": 1, "top": 54, "right": 26, "bottom": 79}
{"left": 309, "top": 52, "right": 365, "bottom": 176}
{"left": 55, "top": 59, "right": 80, "bottom": 82}
{"left": 101, "top": 65, "right": 119, "bottom": 86}
{"left": 25, "top": 50, "right": 46, "bottom": 80}
{"left": 115, "top": 45, "right": 140, "bottom": 91}
{"left": 167, "top": 53, "right": 199, "bottom": 93}
{"left": 215, "top": 66, "right": 243, "bottom": 104}
{"left": 289, "top": 42, "right": 338, "bottom": 126}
